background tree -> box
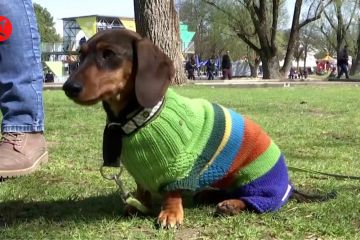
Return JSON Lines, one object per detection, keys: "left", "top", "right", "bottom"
{"left": 178, "top": 0, "right": 210, "bottom": 58}
{"left": 203, "top": 0, "right": 331, "bottom": 79}
{"left": 179, "top": 0, "right": 248, "bottom": 69}
{"left": 134, "top": 0, "right": 186, "bottom": 84}
{"left": 350, "top": 19, "right": 360, "bottom": 74}
{"left": 321, "top": 0, "right": 359, "bottom": 58}
{"left": 33, "top": 3, "right": 61, "bottom": 42}
{"left": 298, "top": 23, "right": 319, "bottom": 70}
{"left": 280, "top": 0, "right": 331, "bottom": 77}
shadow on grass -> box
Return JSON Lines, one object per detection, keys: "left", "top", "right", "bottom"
{"left": 0, "top": 192, "right": 202, "bottom": 228}
{"left": 0, "top": 192, "right": 135, "bottom": 227}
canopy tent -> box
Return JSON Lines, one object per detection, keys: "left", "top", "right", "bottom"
{"left": 45, "top": 61, "right": 63, "bottom": 77}
{"left": 319, "top": 54, "right": 336, "bottom": 63}
{"left": 316, "top": 55, "right": 336, "bottom": 74}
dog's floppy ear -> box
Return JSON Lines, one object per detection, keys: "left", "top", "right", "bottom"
{"left": 135, "top": 38, "right": 174, "bottom": 108}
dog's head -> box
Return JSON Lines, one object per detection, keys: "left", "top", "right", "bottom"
{"left": 63, "top": 29, "right": 175, "bottom": 109}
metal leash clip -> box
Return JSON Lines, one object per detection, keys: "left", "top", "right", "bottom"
{"left": 100, "top": 165, "right": 150, "bottom": 214}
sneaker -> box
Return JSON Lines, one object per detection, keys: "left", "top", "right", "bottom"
{"left": 0, "top": 132, "right": 48, "bottom": 178}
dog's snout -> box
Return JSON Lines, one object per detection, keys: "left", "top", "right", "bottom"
{"left": 63, "top": 81, "right": 83, "bottom": 98}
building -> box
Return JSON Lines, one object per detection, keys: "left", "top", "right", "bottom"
{"left": 42, "top": 15, "right": 194, "bottom": 82}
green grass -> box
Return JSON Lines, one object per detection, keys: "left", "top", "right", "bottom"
{"left": 1, "top": 85, "right": 360, "bottom": 239}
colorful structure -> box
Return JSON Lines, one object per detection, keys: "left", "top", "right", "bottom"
{"left": 180, "top": 23, "right": 195, "bottom": 54}
{"left": 42, "top": 16, "right": 195, "bottom": 82}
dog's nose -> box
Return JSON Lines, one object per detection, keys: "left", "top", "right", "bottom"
{"left": 63, "top": 81, "right": 83, "bottom": 98}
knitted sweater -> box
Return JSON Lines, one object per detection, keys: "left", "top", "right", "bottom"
{"left": 121, "top": 89, "right": 285, "bottom": 196}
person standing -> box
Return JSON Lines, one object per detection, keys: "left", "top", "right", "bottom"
{"left": 337, "top": 45, "right": 349, "bottom": 79}
{"left": 0, "top": 0, "right": 48, "bottom": 178}
{"left": 185, "top": 56, "right": 196, "bottom": 80}
{"left": 221, "top": 51, "right": 232, "bottom": 80}
{"left": 206, "top": 56, "right": 216, "bottom": 80}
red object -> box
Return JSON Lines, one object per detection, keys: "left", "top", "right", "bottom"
{"left": 0, "top": 16, "right": 13, "bottom": 42}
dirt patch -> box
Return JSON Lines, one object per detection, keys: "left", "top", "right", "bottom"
{"left": 306, "top": 108, "right": 333, "bottom": 117}
{"left": 175, "top": 227, "right": 204, "bottom": 240}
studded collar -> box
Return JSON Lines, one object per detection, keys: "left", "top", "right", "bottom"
{"left": 106, "top": 98, "right": 164, "bottom": 135}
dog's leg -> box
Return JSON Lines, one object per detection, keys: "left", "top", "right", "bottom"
{"left": 124, "top": 182, "right": 152, "bottom": 216}
{"left": 157, "top": 191, "right": 183, "bottom": 228}
{"left": 216, "top": 199, "right": 247, "bottom": 216}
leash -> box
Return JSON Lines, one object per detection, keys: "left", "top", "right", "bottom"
{"left": 288, "top": 166, "right": 360, "bottom": 180}
{"left": 100, "top": 165, "right": 150, "bottom": 214}
{"left": 99, "top": 163, "right": 359, "bottom": 214}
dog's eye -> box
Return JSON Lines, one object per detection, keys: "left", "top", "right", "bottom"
{"left": 102, "top": 49, "right": 116, "bottom": 60}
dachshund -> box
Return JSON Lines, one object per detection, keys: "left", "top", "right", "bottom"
{"left": 63, "top": 29, "right": 333, "bottom": 228}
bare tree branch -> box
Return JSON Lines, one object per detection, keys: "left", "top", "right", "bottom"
{"left": 320, "top": 25, "right": 337, "bottom": 50}
{"left": 299, "top": 0, "right": 333, "bottom": 29}
{"left": 344, "top": 0, "right": 359, "bottom": 33}
{"left": 202, "top": 0, "right": 259, "bottom": 50}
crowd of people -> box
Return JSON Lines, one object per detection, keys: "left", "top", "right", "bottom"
{"left": 186, "top": 45, "right": 351, "bottom": 81}
{"left": 184, "top": 51, "right": 233, "bottom": 80}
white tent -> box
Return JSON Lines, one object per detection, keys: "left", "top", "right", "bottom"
{"left": 232, "top": 60, "right": 251, "bottom": 77}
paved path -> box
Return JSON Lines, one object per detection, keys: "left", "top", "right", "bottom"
{"left": 44, "top": 78, "right": 360, "bottom": 90}
{"left": 191, "top": 78, "right": 360, "bottom": 88}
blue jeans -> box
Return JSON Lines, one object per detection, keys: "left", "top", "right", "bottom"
{"left": 337, "top": 63, "right": 349, "bottom": 79}
{"left": 0, "top": 0, "right": 44, "bottom": 133}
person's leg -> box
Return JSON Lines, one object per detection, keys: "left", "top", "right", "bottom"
{"left": 228, "top": 68, "right": 232, "bottom": 80}
{"left": 225, "top": 69, "right": 230, "bottom": 80}
{"left": 223, "top": 69, "right": 228, "bottom": 80}
{"left": 207, "top": 70, "right": 212, "bottom": 80}
{"left": 337, "top": 65, "right": 344, "bottom": 78}
{"left": 0, "top": 0, "right": 48, "bottom": 178}
{"left": 344, "top": 64, "right": 349, "bottom": 79}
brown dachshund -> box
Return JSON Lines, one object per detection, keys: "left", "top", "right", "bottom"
{"left": 63, "top": 29, "right": 333, "bottom": 228}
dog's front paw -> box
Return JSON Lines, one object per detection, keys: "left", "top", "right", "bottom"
{"left": 216, "top": 199, "right": 247, "bottom": 216}
{"left": 157, "top": 207, "right": 183, "bottom": 228}
{"left": 157, "top": 192, "right": 183, "bottom": 228}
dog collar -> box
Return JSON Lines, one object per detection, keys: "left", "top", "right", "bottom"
{"left": 107, "top": 98, "right": 164, "bottom": 135}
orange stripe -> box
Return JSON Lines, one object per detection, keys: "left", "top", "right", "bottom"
{"left": 213, "top": 117, "right": 271, "bottom": 187}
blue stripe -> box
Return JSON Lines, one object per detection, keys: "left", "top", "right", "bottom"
{"left": 163, "top": 103, "right": 225, "bottom": 191}
{"left": 199, "top": 109, "right": 245, "bottom": 187}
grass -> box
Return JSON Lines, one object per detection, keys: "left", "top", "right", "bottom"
{"left": 1, "top": 84, "right": 360, "bottom": 239}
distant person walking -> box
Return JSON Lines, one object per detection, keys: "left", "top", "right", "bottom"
{"left": 337, "top": 45, "right": 349, "bottom": 79}
{"left": 221, "top": 51, "right": 232, "bottom": 80}
{"left": 185, "top": 56, "right": 196, "bottom": 80}
{"left": 206, "top": 56, "right": 216, "bottom": 80}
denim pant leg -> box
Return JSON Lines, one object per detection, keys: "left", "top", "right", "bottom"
{"left": 0, "top": 0, "right": 45, "bottom": 133}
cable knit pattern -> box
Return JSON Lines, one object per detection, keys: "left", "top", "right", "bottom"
{"left": 120, "top": 89, "right": 292, "bottom": 212}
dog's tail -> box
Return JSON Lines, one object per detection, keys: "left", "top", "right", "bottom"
{"left": 291, "top": 189, "right": 337, "bottom": 203}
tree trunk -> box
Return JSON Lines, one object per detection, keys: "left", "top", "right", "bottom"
{"left": 350, "top": 22, "right": 360, "bottom": 75}
{"left": 280, "top": 0, "right": 302, "bottom": 77}
{"left": 248, "top": 57, "right": 260, "bottom": 78}
{"left": 134, "top": 0, "right": 186, "bottom": 84}
{"left": 261, "top": 55, "right": 282, "bottom": 79}
{"left": 303, "top": 43, "right": 308, "bottom": 70}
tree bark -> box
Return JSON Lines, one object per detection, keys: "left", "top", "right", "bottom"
{"left": 280, "top": 0, "right": 302, "bottom": 77}
{"left": 134, "top": 0, "right": 186, "bottom": 84}
{"left": 260, "top": 55, "right": 281, "bottom": 79}
{"left": 248, "top": 57, "right": 260, "bottom": 78}
{"left": 350, "top": 21, "right": 360, "bottom": 75}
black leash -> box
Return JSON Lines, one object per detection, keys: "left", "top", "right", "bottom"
{"left": 288, "top": 166, "right": 360, "bottom": 180}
